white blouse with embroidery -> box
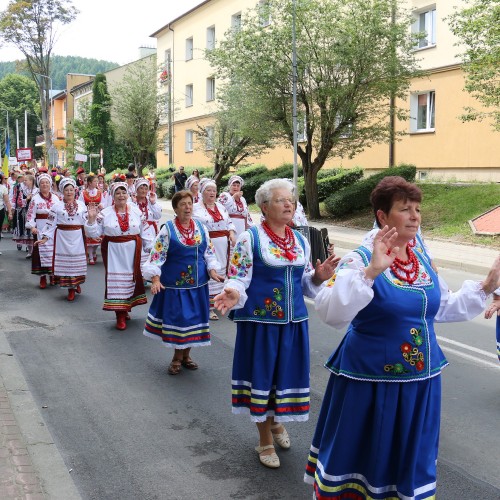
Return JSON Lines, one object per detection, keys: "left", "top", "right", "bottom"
{"left": 218, "top": 192, "right": 254, "bottom": 226}
{"left": 192, "top": 201, "right": 236, "bottom": 233}
{"left": 225, "top": 225, "right": 324, "bottom": 310}
{"left": 315, "top": 238, "right": 488, "bottom": 331}
{"left": 142, "top": 221, "right": 219, "bottom": 281}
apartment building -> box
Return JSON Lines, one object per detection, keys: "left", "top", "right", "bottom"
{"left": 152, "top": 0, "right": 498, "bottom": 181}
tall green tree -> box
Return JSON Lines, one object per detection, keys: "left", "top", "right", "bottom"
{"left": 0, "top": 74, "right": 40, "bottom": 156}
{"left": 110, "top": 57, "right": 164, "bottom": 176}
{"left": 196, "top": 84, "right": 274, "bottom": 185}
{"left": 206, "top": 0, "right": 420, "bottom": 218}
{"left": 448, "top": 0, "right": 500, "bottom": 130}
{"left": 0, "top": 0, "right": 78, "bottom": 152}
{"left": 87, "top": 73, "right": 114, "bottom": 166}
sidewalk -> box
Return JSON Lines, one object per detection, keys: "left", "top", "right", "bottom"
{"left": 159, "top": 199, "right": 498, "bottom": 275}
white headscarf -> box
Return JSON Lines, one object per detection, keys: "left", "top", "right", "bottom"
{"left": 186, "top": 175, "right": 199, "bottom": 191}
{"left": 199, "top": 178, "right": 217, "bottom": 194}
{"left": 228, "top": 175, "right": 244, "bottom": 188}
{"left": 37, "top": 173, "right": 52, "bottom": 187}
{"left": 135, "top": 178, "right": 149, "bottom": 190}
{"left": 110, "top": 182, "right": 128, "bottom": 197}
{"left": 59, "top": 177, "right": 76, "bottom": 193}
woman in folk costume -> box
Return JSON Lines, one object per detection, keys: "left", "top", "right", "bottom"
{"left": 85, "top": 182, "right": 151, "bottom": 331}
{"left": 485, "top": 287, "right": 500, "bottom": 362}
{"left": 35, "top": 178, "right": 87, "bottom": 302}
{"left": 79, "top": 172, "right": 104, "bottom": 265}
{"left": 214, "top": 179, "right": 339, "bottom": 469}
{"left": 25, "top": 174, "right": 57, "bottom": 289}
{"left": 218, "top": 175, "right": 254, "bottom": 238}
{"left": 12, "top": 173, "right": 38, "bottom": 256}
{"left": 304, "top": 176, "right": 500, "bottom": 500}
{"left": 132, "top": 177, "right": 162, "bottom": 273}
{"left": 193, "top": 179, "right": 236, "bottom": 321}
{"left": 97, "top": 172, "right": 110, "bottom": 207}
{"left": 143, "top": 190, "right": 223, "bottom": 375}
{"left": 185, "top": 175, "right": 200, "bottom": 203}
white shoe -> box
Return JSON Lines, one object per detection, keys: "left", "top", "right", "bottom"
{"left": 255, "top": 444, "right": 280, "bottom": 468}
{"left": 271, "top": 423, "right": 291, "bottom": 449}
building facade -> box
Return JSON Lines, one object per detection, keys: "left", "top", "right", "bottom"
{"left": 152, "top": 0, "right": 499, "bottom": 181}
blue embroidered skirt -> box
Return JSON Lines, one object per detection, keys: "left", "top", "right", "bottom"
{"left": 143, "top": 285, "right": 210, "bottom": 349}
{"left": 304, "top": 374, "right": 441, "bottom": 500}
{"left": 231, "top": 320, "right": 310, "bottom": 423}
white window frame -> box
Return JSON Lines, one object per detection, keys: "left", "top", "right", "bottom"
{"left": 296, "top": 115, "right": 307, "bottom": 142}
{"left": 205, "top": 126, "right": 214, "bottom": 150}
{"left": 185, "top": 84, "right": 193, "bottom": 107}
{"left": 259, "top": 0, "right": 271, "bottom": 27}
{"left": 185, "top": 130, "right": 194, "bottom": 152}
{"left": 231, "top": 12, "right": 242, "bottom": 31}
{"left": 164, "top": 48, "right": 171, "bottom": 65}
{"left": 410, "top": 91, "right": 436, "bottom": 132}
{"left": 206, "top": 77, "right": 215, "bottom": 102}
{"left": 206, "top": 26, "right": 215, "bottom": 50}
{"left": 412, "top": 6, "right": 436, "bottom": 49}
{"left": 185, "top": 37, "right": 193, "bottom": 61}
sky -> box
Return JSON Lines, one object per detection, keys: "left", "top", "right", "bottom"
{"left": 0, "top": 0, "right": 201, "bottom": 65}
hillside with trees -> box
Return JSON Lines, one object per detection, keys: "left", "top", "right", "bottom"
{"left": 0, "top": 55, "right": 119, "bottom": 90}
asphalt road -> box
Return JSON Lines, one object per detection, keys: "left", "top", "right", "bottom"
{"left": 1, "top": 232, "right": 500, "bottom": 499}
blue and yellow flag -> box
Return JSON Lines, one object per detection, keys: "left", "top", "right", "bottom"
{"left": 2, "top": 135, "right": 9, "bottom": 177}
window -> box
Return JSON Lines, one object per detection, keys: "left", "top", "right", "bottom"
{"left": 335, "top": 115, "right": 353, "bottom": 139}
{"left": 185, "top": 130, "right": 194, "bottom": 152}
{"left": 296, "top": 115, "right": 307, "bottom": 142}
{"left": 206, "top": 77, "right": 215, "bottom": 101}
{"left": 231, "top": 12, "right": 242, "bottom": 31}
{"left": 185, "top": 84, "right": 193, "bottom": 107}
{"left": 205, "top": 126, "right": 214, "bottom": 150}
{"left": 412, "top": 7, "right": 436, "bottom": 49}
{"left": 259, "top": 0, "right": 271, "bottom": 27}
{"left": 410, "top": 91, "right": 435, "bottom": 132}
{"left": 185, "top": 37, "right": 193, "bottom": 60}
{"left": 164, "top": 135, "right": 170, "bottom": 155}
{"left": 206, "top": 26, "right": 215, "bottom": 50}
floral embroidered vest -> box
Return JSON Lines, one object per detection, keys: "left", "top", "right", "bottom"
{"left": 231, "top": 226, "right": 308, "bottom": 324}
{"left": 160, "top": 219, "right": 209, "bottom": 289}
{"left": 325, "top": 236, "right": 448, "bottom": 382}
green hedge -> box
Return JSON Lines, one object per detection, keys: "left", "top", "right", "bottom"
{"left": 324, "top": 164, "right": 417, "bottom": 217}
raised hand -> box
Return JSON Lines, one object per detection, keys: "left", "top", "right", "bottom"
{"left": 214, "top": 288, "right": 240, "bottom": 315}
{"left": 364, "top": 226, "right": 399, "bottom": 280}
{"left": 87, "top": 203, "right": 98, "bottom": 224}
{"left": 313, "top": 254, "right": 341, "bottom": 285}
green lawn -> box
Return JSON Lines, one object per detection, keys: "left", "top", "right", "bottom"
{"left": 319, "top": 182, "right": 500, "bottom": 248}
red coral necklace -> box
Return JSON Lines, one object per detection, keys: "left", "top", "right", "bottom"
{"left": 262, "top": 221, "right": 296, "bottom": 261}
{"left": 205, "top": 203, "right": 223, "bottom": 223}
{"left": 390, "top": 245, "right": 419, "bottom": 284}
{"left": 115, "top": 206, "right": 130, "bottom": 232}
{"left": 65, "top": 201, "right": 78, "bottom": 217}
{"left": 175, "top": 217, "right": 195, "bottom": 245}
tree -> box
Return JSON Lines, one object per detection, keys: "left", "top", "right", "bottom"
{"left": 87, "top": 73, "right": 114, "bottom": 166}
{"left": 448, "top": 0, "right": 500, "bottom": 131}
{"left": 196, "top": 84, "right": 274, "bottom": 185}
{"left": 0, "top": 0, "right": 78, "bottom": 152}
{"left": 0, "top": 74, "right": 41, "bottom": 156}
{"left": 206, "top": 0, "right": 420, "bottom": 218}
{"left": 110, "top": 57, "right": 165, "bottom": 176}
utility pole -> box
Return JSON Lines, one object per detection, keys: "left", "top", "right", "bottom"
{"left": 167, "top": 52, "right": 173, "bottom": 166}
{"left": 292, "top": 0, "right": 298, "bottom": 193}
{"left": 389, "top": 0, "right": 396, "bottom": 167}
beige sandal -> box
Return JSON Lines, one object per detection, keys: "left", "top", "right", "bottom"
{"left": 271, "top": 423, "right": 291, "bottom": 449}
{"left": 209, "top": 309, "right": 219, "bottom": 320}
{"left": 255, "top": 444, "right": 280, "bottom": 468}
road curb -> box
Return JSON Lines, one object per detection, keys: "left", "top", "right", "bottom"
{"left": 0, "top": 330, "right": 82, "bottom": 500}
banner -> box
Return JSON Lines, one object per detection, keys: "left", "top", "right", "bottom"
{"left": 2, "top": 135, "right": 9, "bottom": 177}
{"left": 16, "top": 148, "right": 33, "bottom": 161}
{"left": 75, "top": 153, "right": 87, "bottom": 162}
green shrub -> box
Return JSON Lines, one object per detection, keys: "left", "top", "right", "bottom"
{"left": 161, "top": 181, "right": 175, "bottom": 200}
{"left": 220, "top": 164, "right": 268, "bottom": 186}
{"left": 324, "top": 164, "right": 417, "bottom": 217}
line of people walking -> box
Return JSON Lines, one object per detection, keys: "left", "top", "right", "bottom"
{"left": 3, "top": 165, "right": 500, "bottom": 500}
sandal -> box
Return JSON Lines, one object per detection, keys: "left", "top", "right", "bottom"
{"left": 167, "top": 360, "right": 182, "bottom": 375}
{"left": 209, "top": 309, "right": 219, "bottom": 321}
{"left": 255, "top": 444, "right": 280, "bottom": 468}
{"left": 271, "top": 423, "right": 291, "bottom": 449}
{"left": 181, "top": 358, "right": 198, "bottom": 370}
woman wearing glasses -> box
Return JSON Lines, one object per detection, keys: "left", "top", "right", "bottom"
{"left": 214, "top": 179, "right": 338, "bottom": 469}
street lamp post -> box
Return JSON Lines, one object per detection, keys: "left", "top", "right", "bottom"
{"left": 33, "top": 72, "right": 55, "bottom": 157}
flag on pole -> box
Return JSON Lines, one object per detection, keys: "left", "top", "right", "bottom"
{"left": 2, "top": 135, "right": 9, "bottom": 177}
